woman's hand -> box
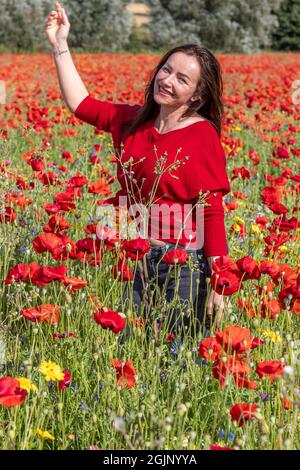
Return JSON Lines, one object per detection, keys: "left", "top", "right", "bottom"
{"left": 45, "top": 1, "right": 70, "bottom": 48}
{"left": 206, "top": 289, "right": 233, "bottom": 330}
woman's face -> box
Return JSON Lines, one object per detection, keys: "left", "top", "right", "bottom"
{"left": 154, "top": 52, "right": 201, "bottom": 108}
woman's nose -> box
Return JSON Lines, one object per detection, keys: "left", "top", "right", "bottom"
{"left": 162, "top": 76, "right": 174, "bottom": 88}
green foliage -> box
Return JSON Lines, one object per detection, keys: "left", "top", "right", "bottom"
{"left": 272, "top": 0, "right": 300, "bottom": 50}
{"left": 63, "top": 0, "right": 134, "bottom": 52}
{"left": 0, "top": 0, "right": 134, "bottom": 53}
{"left": 0, "top": 0, "right": 53, "bottom": 51}
{"left": 146, "top": 0, "right": 282, "bottom": 53}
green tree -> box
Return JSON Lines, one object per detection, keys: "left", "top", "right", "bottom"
{"left": 63, "top": 0, "right": 134, "bottom": 52}
{"left": 272, "top": 0, "right": 300, "bottom": 50}
{"left": 0, "top": 0, "right": 52, "bottom": 51}
{"left": 146, "top": 0, "right": 282, "bottom": 53}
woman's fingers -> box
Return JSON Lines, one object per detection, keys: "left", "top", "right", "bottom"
{"left": 206, "top": 294, "right": 214, "bottom": 317}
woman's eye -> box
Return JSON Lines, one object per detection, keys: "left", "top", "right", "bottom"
{"left": 179, "top": 78, "right": 186, "bottom": 83}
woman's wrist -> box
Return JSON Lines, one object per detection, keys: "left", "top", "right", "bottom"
{"left": 52, "top": 40, "right": 69, "bottom": 53}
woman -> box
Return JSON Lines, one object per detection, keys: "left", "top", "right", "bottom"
{"left": 45, "top": 2, "right": 232, "bottom": 341}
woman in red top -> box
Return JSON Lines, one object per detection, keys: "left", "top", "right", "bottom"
{"left": 45, "top": 2, "right": 231, "bottom": 340}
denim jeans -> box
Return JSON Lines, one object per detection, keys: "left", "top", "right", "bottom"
{"left": 121, "top": 243, "right": 212, "bottom": 341}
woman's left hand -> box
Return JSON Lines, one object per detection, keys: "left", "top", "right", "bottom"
{"left": 206, "top": 289, "right": 233, "bottom": 330}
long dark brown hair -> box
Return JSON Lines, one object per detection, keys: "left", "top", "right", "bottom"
{"left": 122, "top": 44, "right": 224, "bottom": 140}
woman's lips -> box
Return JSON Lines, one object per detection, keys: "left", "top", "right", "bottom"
{"left": 158, "top": 84, "right": 174, "bottom": 96}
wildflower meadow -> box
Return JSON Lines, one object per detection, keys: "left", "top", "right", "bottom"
{"left": 0, "top": 52, "right": 299, "bottom": 450}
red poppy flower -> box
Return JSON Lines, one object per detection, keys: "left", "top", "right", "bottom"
{"left": 216, "top": 326, "right": 252, "bottom": 354}
{"left": 76, "top": 237, "right": 101, "bottom": 254}
{"left": 270, "top": 215, "right": 298, "bottom": 233}
{"left": 37, "top": 171, "right": 59, "bottom": 186}
{"left": 236, "top": 256, "right": 261, "bottom": 281}
{"left": 165, "top": 332, "right": 176, "bottom": 343}
{"left": 266, "top": 202, "right": 289, "bottom": 215}
{"left": 198, "top": 337, "right": 222, "bottom": 361}
{"left": 259, "top": 260, "right": 280, "bottom": 277}
{"left": 264, "top": 233, "right": 290, "bottom": 254}
{"left": 60, "top": 276, "right": 88, "bottom": 293}
{"left": 61, "top": 151, "right": 74, "bottom": 163}
{"left": 58, "top": 369, "right": 71, "bottom": 390}
{"left": 112, "top": 260, "right": 133, "bottom": 281}
{"left": 20, "top": 304, "right": 60, "bottom": 324}
{"left": 233, "top": 375, "right": 257, "bottom": 390}
{"left": 33, "top": 233, "right": 62, "bottom": 254}
{"left": 256, "top": 360, "right": 284, "bottom": 381}
{"left": 231, "top": 167, "right": 250, "bottom": 180}
{"left": 43, "top": 215, "right": 70, "bottom": 233}
{"left": 54, "top": 189, "right": 75, "bottom": 204}
{"left": 260, "top": 298, "right": 281, "bottom": 319}
{"left": 0, "top": 206, "right": 16, "bottom": 223}
{"left": 29, "top": 157, "right": 44, "bottom": 171}
{"left": 229, "top": 403, "right": 258, "bottom": 427}
{"left": 212, "top": 357, "right": 252, "bottom": 389}
{"left": 282, "top": 397, "right": 293, "bottom": 410}
{"left": 255, "top": 216, "right": 268, "bottom": 229}
{"left": 161, "top": 248, "right": 188, "bottom": 265}
{"left": 88, "top": 180, "right": 111, "bottom": 195}
{"left": 50, "top": 235, "right": 78, "bottom": 261}
{"left": 276, "top": 146, "right": 289, "bottom": 159}
{"left": 67, "top": 173, "right": 89, "bottom": 188}
{"left": 94, "top": 307, "right": 126, "bottom": 334}
{"left": 261, "top": 186, "right": 282, "bottom": 205}
{"left": 278, "top": 285, "right": 300, "bottom": 315}
{"left": 111, "top": 359, "right": 138, "bottom": 390}
{"left": 210, "top": 445, "right": 234, "bottom": 451}
{"left": 0, "top": 376, "right": 27, "bottom": 407}
{"left": 44, "top": 203, "right": 61, "bottom": 215}
{"left": 84, "top": 223, "right": 97, "bottom": 235}
{"left": 251, "top": 337, "right": 265, "bottom": 349}
{"left": 30, "top": 265, "right": 68, "bottom": 286}
{"left": 210, "top": 271, "right": 241, "bottom": 295}
{"left": 121, "top": 237, "right": 151, "bottom": 260}
{"left": 5, "top": 263, "right": 30, "bottom": 284}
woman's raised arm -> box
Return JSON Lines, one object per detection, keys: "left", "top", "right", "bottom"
{"left": 44, "top": 1, "right": 88, "bottom": 113}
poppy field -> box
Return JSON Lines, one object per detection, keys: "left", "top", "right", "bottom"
{"left": 0, "top": 52, "right": 300, "bottom": 450}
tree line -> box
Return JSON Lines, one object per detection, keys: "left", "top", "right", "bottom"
{"left": 0, "top": 0, "right": 299, "bottom": 53}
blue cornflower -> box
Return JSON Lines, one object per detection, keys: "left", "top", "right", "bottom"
{"left": 169, "top": 338, "right": 182, "bottom": 357}
{"left": 228, "top": 432, "right": 235, "bottom": 441}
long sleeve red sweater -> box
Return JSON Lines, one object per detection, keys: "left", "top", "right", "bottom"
{"left": 74, "top": 95, "right": 231, "bottom": 256}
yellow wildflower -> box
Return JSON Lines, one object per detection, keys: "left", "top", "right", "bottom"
{"left": 233, "top": 216, "right": 245, "bottom": 225}
{"left": 39, "top": 360, "right": 65, "bottom": 382}
{"left": 251, "top": 224, "right": 261, "bottom": 234}
{"left": 278, "top": 245, "right": 289, "bottom": 253}
{"left": 16, "top": 377, "right": 38, "bottom": 392}
{"left": 232, "top": 223, "right": 242, "bottom": 233}
{"left": 257, "top": 328, "right": 282, "bottom": 343}
{"left": 34, "top": 429, "right": 55, "bottom": 441}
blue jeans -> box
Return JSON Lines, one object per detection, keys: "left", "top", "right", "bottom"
{"left": 121, "top": 243, "right": 212, "bottom": 341}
